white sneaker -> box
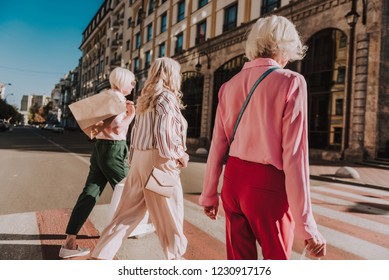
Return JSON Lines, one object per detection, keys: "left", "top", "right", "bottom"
{"left": 130, "top": 223, "right": 155, "bottom": 239}
{"left": 59, "top": 246, "right": 90, "bottom": 258}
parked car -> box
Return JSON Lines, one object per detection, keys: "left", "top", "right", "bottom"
{"left": 51, "top": 124, "right": 65, "bottom": 133}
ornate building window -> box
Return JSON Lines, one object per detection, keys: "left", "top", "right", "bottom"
{"left": 302, "top": 29, "right": 347, "bottom": 150}
{"left": 177, "top": 0, "right": 185, "bottom": 22}
{"left": 175, "top": 33, "right": 184, "bottom": 54}
{"left": 196, "top": 20, "right": 207, "bottom": 44}
{"left": 261, "top": 0, "right": 280, "bottom": 15}
{"left": 223, "top": 3, "right": 237, "bottom": 32}
{"left": 199, "top": 0, "right": 208, "bottom": 9}
{"left": 159, "top": 42, "right": 166, "bottom": 57}
{"left": 160, "top": 12, "right": 167, "bottom": 33}
{"left": 182, "top": 71, "right": 204, "bottom": 138}
{"left": 212, "top": 54, "right": 245, "bottom": 135}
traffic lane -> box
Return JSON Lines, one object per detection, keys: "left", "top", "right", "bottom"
{"left": 0, "top": 127, "right": 113, "bottom": 215}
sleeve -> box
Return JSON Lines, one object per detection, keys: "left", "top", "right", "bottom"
{"left": 111, "top": 113, "right": 135, "bottom": 134}
{"left": 199, "top": 84, "right": 229, "bottom": 207}
{"left": 281, "top": 75, "right": 318, "bottom": 240}
{"left": 154, "top": 94, "right": 185, "bottom": 160}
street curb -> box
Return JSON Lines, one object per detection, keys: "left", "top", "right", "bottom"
{"left": 309, "top": 175, "right": 389, "bottom": 192}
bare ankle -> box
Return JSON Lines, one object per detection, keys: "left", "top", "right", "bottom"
{"left": 64, "top": 235, "right": 77, "bottom": 249}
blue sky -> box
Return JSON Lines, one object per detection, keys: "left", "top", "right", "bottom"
{"left": 0, "top": 0, "right": 104, "bottom": 109}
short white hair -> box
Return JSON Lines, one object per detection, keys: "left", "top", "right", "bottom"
{"left": 109, "top": 67, "right": 135, "bottom": 93}
{"left": 245, "top": 15, "right": 307, "bottom": 62}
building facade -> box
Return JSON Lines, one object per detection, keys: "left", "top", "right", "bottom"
{"left": 77, "top": 0, "right": 388, "bottom": 161}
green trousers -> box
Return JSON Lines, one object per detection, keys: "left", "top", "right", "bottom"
{"left": 66, "top": 139, "right": 129, "bottom": 235}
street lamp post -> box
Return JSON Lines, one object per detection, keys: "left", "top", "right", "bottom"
{"left": 4, "top": 93, "right": 14, "bottom": 103}
{"left": 0, "top": 82, "right": 12, "bottom": 99}
{"left": 342, "top": 0, "right": 359, "bottom": 159}
{"left": 195, "top": 52, "right": 211, "bottom": 72}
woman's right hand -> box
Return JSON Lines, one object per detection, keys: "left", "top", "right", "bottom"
{"left": 304, "top": 231, "right": 326, "bottom": 258}
{"left": 204, "top": 205, "right": 219, "bottom": 220}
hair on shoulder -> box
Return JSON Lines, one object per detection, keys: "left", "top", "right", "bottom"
{"left": 136, "top": 57, "right": 184, "bottom": 113}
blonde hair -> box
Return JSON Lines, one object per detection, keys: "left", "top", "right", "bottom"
{"left": 136, "top": 57, "right": 184, "bottom": 113}
{"left": 109, "top": 67, "right": 135, "bottom": 94}
{"left": 245, "top": 15, "right": 307, "bottom": 62}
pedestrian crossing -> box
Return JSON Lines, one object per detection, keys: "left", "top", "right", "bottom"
{"left": 180, "top": 180, "right": 389, "bottom": 260}
{"left": 0, "top": 180, "right": 388, "bottom": 260}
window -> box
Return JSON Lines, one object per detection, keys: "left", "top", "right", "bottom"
{"left": 223, "top": 3, "right": 237, "bottom": 32}
{"left": 175, "top": 33, "right": 184, "bottom": 54}
{"left": 302, "top": 29, "right": 346, "bottom": 150}
{"left": 137, "top": 9, "right": 143, "bottom": 25}
{"left": 147, "top": 24, "right": 153, "bottom": 42}
{"left": 127, "top": 17, "right": 132, "bottom": 28}
{"left": 135, "top": 33, "right": 141, "bottom": 49}
{"left": 333, "top": 127, "right": 342, "bottom": 144}
{"left": 196, "top": 20, "right": 207, "bottom": 44}
{"left": 148, "top": 0, "right": 154, "bottom": 15}
{"left": 145, "top": 51, "right": 151, "bottom": 68}
{"left": 337, "top": 67, "right": 346, "bottom": 84}
{"left": 261, "top": 0, "right": 280, "bottom": 15}
{"left": 339, "top": 33, "right": 347, "bottom": 48}
{"left": 335, "top": 99, "right": 344, "bottom": 116}
{"left": 198, "top": 0, "right": 208, "bottom": 9}
{"left": 181, "top": 72, "right": 204, "bottom": 138}
{"left": 159, "top": 42, "right": 166, "bottom": 57}
{"left": 177, "top": 1, "right": 185, "bottom": 22}
{"left": 160, "top": 12, "right": 167, "bottom": 33}
{"left": 126, "top": 39, "right": 130, "bottom": 51}
{"left": 134, "top": 57, "right": 139, "bottom": 72}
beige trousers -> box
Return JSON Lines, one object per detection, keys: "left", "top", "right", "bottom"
{"left": 91, "top": 149, "right": 187, "bottom": 260}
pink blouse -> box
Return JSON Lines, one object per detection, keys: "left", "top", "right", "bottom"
{"left": 199, "top": 58, "right": 318, "bottom": 240}
{"left": 95, "top": 89, "right": 134, "bottom": 141}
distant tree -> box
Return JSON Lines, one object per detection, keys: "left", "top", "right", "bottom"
{"left": 0, "top": 98, "right": 23, "bottom": 124}
{"left": 42, "top": 101, "right": 58, "bottom": 123}
{"left": 28, "top": 103, "right": 42, "bottom": 123}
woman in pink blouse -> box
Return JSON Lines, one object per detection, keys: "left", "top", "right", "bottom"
{"left": 200, "top": 15, "right": 326, "bottom": 260}
{"left": 91, "top": 57, "right": 189, "bottom": 260}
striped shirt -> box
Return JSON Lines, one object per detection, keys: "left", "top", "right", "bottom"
{"left": 129, "top": 90, "right": 187, "bottom": 163}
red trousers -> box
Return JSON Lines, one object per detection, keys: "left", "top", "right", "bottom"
{"left": 221, "top": 156, "right": 295, "bottom": 260}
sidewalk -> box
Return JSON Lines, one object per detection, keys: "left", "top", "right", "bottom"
{"left": 309, "top": 162, "right": 389, "bottom": 191}
{"left": 186, "top": 147, "right": 389, "bottom": 192}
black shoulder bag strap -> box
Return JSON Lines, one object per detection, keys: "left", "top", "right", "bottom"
{"left": 230, "top": 66, "right": 280, "bottom": 145}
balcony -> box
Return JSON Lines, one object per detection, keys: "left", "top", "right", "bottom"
{"left": 111, "top": 40, "right": 119, "bottom": 50}
{"left": 111, "top": 20, "right": 119, "bottom": 30}
{"left": 110, "top": 55, "right": 122, "bottom": 67}
{"left": 117, "top": 34, "right": 123, "bottom": 44}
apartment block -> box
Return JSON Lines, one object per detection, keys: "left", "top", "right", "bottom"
{"left": 77, "top": 0, "right": 389, "bottom": 161}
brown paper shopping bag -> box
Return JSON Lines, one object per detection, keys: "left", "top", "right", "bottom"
{"left": 69, "top": 90, "right": 126, "bottom": 139}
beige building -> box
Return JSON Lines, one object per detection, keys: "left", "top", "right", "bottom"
{"left": 78, "top": 0, "right": 389, "bottom": 161}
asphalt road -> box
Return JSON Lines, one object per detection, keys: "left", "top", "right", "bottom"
{"left": 0, "top": 127, "right": 114, "bottom": 215}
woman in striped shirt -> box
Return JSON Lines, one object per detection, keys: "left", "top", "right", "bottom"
{"left": 91, "top": 57, "right": 189, "bottom": 260}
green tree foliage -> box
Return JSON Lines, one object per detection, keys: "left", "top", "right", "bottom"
{"left": 0, "top": 98, "right": 23, "bottom": 123}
